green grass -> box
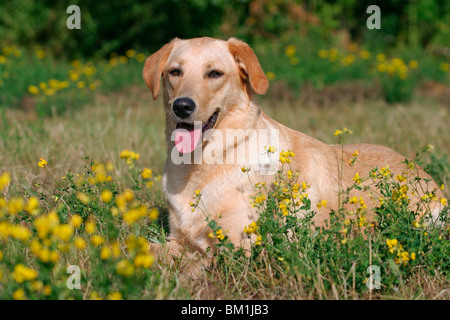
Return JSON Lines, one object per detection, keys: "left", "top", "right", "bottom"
{"left": 0, "top": 85, "right": 449, "bottom": 299}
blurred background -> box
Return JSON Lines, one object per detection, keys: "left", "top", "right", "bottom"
{"left": 0, "top": 0, "right": 449, "bottom": 116}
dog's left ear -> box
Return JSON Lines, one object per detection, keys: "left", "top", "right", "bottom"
{"left": 143, "top": 41, "right": 176, "bottom": 100}
{"left": 227, "top": 38, "right": 269, "bottom": 95}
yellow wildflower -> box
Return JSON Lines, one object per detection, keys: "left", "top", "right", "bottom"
{"left": 116, "top": 260, "right": 134, "bottom": 277}
{"left": 148, "top": 208, "right": 159, "bottom": 220}
{"left": 28, "top": 85, "right": 40, "bottom": 95}
{"left": 12, "top": 288, "right": 26, "bottom": 300}
{"left": 141, "top": 168, "right": 153, "bottom": 179}
{"left": 91, "top": 235, "right": 104, "bottom": 247}
{"left": 101, "top": 189, "right": 113, "bottom": 203}
{"left": 38, "top": 158, "right": 47, "bottom": 168}
{"left": 285, "top": 45, "right": 296, "bottom": 57}
{"left": 107, "top": 292, "right": 123, "bottom": 300}
{"left": 14, "top": 264, "right": 38, "bottom": 283}
{"left": 74, "top": 237, "right": 87, "bottom": 250}
{"left": 316, "top": 199, "right": 328, "bottom": 209}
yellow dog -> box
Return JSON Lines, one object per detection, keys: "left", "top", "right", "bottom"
{"left": 143, "top": 37, "right": 444, "bottom": 271}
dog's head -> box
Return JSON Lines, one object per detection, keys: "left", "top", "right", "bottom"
{"left": 143, "top": 37, "right": 268, "bottom": 153}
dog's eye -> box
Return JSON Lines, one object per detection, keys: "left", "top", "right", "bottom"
{"left": 208, "top": 70, "right": 223, "bottom": 79}
{"left": 169, "top": 68, "right": 181, "bottom": 76}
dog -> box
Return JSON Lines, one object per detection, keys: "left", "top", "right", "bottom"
{"left": 143, "top": 37, "right": 444, "bottom": 269}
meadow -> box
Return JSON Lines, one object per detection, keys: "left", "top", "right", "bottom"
{"left": 0, "top": 43, "right": 449, "bottom": 300}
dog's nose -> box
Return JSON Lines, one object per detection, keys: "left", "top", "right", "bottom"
{"left": 173, "top": 97, "right": 196, "bottom": 119}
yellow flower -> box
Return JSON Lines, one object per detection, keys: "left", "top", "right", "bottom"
{"left": 0, "top": 171, "right": 11, "bottom": 191}
{"left": 14, "top": 264, "right": 38, "bottom": 283}
{"left": 74, "top": 237, "right": 87, "bottom": 250}
{"left": 119, "top": 56, "right": 128, "bottom": 64}
{"left": 7, "top": 197, "right": 24, "bottom": 215}
{"left": 36, "top": 49, "right": 45, "bottom": 59}
{"left": 107, "top": 292, "right": 123, "bottom": 300}
{"left": 24, "top": 196, "right": 40, "bottom": 216}
{"left": 116, "top": 260, "right": 134, "bottom": 277}
{"left": 148, "top": 208, "right": 159, "bottom": 220}
{"left": 38, "top": 158, "right": 47, "bottom": 167}
{"left": 318, "top": 49, "right": 328, "bottom": 59}
{"left": 71, "top": 214, "right": 83, "bottom": 228}
{"left": 77, "top": 81, "right": 86, "bottom": 89}
{"left": 52, "top": 224, "right": 73, "bottom": 242}
{"left": 266, "top": 71, "right": 276, "bottom": 81}
{"left": 215, "top": 229, "right": 225, "bottom": 241}
{"left": 316, "top": 199, "right": 327, "bottom": 208}
{"left": 349, "top": 196, "right": 358, "bottom": 204}
{"left": 136, "top": 53, "right": 146, "bottom": 63}
{"left": 285, "top": 45, "right": 296, "bottom": 57}
{"left": 408, "top": 60, "right": 418, "bottom": 69}
{"left": 413, "top": 221, "right": 421, "bottom": 228}
{"left": 353, "top": 172, "right": 362, "bottom": 184}
{"left": 91, "top": 235, "right": 105, "bottom": 247}
{"left": 255, "top": 235, "right": 262, "bottom": 246}
{"left": 439, "top": 62, "right": 449, "bottom": 72}
{"left": 31, "top": 280, "right": 44, "bottom": 292}
{"left": 440, "top": 198, "right": 448, "bottom": 206}
{"left": 134, "top": 253, "right": 154, "bottom": 268}
{"left": 77, "top": 192, "right": 90, "bottom": 204}
{"left": 69, "top": 72, "right": 79, "bottom": 81}
{"left": 111, "top": 242, "right": 121, "bottom": 258}
{"left": 101, "top": 189, "right": 113, "bottom": 203}
{"left": 266, "top": 145, "right": 276, "bottom": 153}
{"left": 85, "top": 220, "right": 96, "bottom": 234}
{"left": 376, "top": 53, "right": 386, "bottom": 62}
{"left": 360, "top": 50, "right": 370, "bottom": 59}
{"left": 125, "top": 49, "right": 136, "bottom": 58}
{"left": 101, "top": 246, "right": 111, "bottom": 260}
{"left": 43, "top": 285, "right": 52, "bottom": 296}
{"left": 386, "top": 238, "right": 399, "bottom": 254}
{"left": 12, "top": 288, "right": 26, "bottom": 300}
{"left": 28, "top": 85, "right": 40, "bottom": 95}
{"left": 141, "top": 168, "right": 153, "bottom": 179}
{"left": 334, "top": 129, "right": 343, "bottom": 136}
{"left": 44, "top": 88, "right": 55, "bottom": 96}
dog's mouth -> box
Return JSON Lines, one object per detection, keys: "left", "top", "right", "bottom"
{"left": 174, "top": 111, "right": 219, "bottom": 154}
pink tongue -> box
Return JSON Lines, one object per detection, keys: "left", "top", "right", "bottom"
{"left": 174, "top": 127, "right": 202, "bottom": 153}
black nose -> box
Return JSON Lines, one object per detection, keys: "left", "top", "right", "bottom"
{"left": 173, "top": 97, "right": 196, "bottom": 119}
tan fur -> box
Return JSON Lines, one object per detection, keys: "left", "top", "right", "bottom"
{"left": 143, "top": 37, "right": 443, "bottom": 274}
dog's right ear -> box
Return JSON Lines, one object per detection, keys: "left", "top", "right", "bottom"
{"left": 143, "top": 41, "right": 176, "bottom": 100}
{"left": 227, "top": 38, "right": 269, "bottom": 95}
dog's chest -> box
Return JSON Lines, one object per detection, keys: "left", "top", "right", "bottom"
{"left": 162, "top": 166, "right": 255, "bottom": 235}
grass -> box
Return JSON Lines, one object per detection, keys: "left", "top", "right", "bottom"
{"left": 0, "top": 84, "right": 449, "bottom": 300}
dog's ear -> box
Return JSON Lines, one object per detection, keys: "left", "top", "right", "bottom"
{"left": 227, "top": 38, "right": 269, "bottom": 95}
{"left": 143, "top": 41, "right": 176, "bottom": 100}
